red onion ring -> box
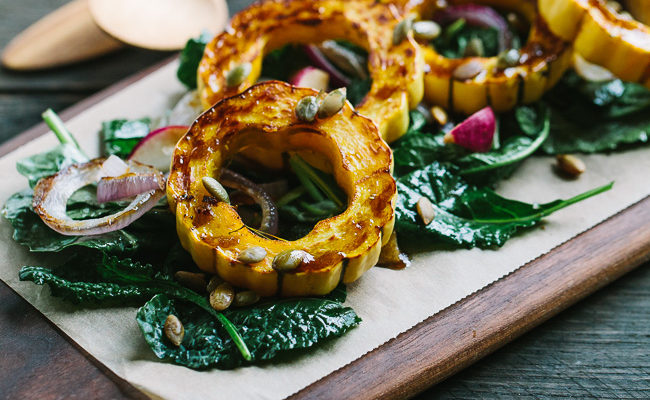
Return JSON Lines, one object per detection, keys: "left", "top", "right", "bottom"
{"left": 220, "top": 168, "right": 279, "bottom": 235}
{"left": 97, "top": 173, "right": 165, "bottom": 203}
{"left": 304, "top": 45, "right": 351, "bottom": 87}
{"left": 33, "top": 158, "right": 165, "bottom": 236}
{"left": 433, "top": 4, "right": 512, "bottom": 52}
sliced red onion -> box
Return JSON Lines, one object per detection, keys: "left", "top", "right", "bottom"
{"left": 97, "top": 173, "right": 165, "bottom": 203}
{"left": 33, "top": 158, "right": 165, "bottom": 236}
{"left": 317, "top": 40, "right": 368, "bottom": 80}
{"left": 100, "top": 155, "right": 130, "bottom": 178}
{"left": 220, "top": 168, "right": 278, "bottom": 235}
{"left": 434, "top": 4, "right": 512, "bottom": 51}
{"left": 303, "top": 45, "right": 351, "bottom": 87}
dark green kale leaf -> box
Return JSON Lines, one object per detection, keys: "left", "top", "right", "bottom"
{"left": 101, "top": 118, "right": 151, "bottom": 158}
{"left": 16, "top": 143, "right": 87, "bottom": 188}
{"left": 136, "top": 292, "right": 360, "bottom": 369}
{"left": 177, "top": 32, "right": 212, "bottom": 89}
{"left": 433, "top": 24, "right": 501, "bottom": 58}
{"left": 395, "top": 162, "right": 612, "bottom": 248}
{"left": 542, "top": 71, "right": 650, "bottom": 154}
{"left": 347, "top": 77, "right": 371, "bottom": 106}
{"left": 262, "top": 45, "right": 312, "bottom": 81}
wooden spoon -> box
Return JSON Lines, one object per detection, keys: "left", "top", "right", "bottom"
{"left": 1, "top": 0, "right": 227, "bottom": 70}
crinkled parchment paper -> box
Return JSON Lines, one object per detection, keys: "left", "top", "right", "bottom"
{"left": 1, "top": 61, "right": 649, "bottom": 400}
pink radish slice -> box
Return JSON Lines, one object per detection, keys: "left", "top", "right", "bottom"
{"left": 290, "top": 67, "right": 330, "bottom": 91}
{"left": 128, "top": 125, "right": 189, "bottom": 172}
{"left": 444, "top": 107, "right": 496, "bottom": 153}
{"left": 303, "top": 45, "right": 351, "bottom": 87}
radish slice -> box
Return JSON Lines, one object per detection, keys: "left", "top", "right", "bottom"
{"left": 290, "top": 67, "right": 330, "bottom": 91}
{"left": 444, "top": 107, "right": 496, "bottom": 153}
{"left": 128, "top": 126, "right": 189, "bottom": 172}
{"left": 303, "top": 45, "right": 351, "bottom": 87}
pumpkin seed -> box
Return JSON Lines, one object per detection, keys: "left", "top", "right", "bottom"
{"left": 206, "top": 275, "right": 224, "bottom": 293}
{"left": 296, "top": 96, "right": 320, "bottom": 122}
{"left": 416, "top": 196, "right": 435, "bottom": 225}
{"left": 317, "top": 88, "right": 347, "bottom": 119}
{"left": 272, "top": 249, "right": 309, "bottom": 271}
{"left": 393, "top": 16, "right": 414, "bottom": 45}
{"left": 209, "top": 282, "right": 235, "bottom": 311}
{"left": 412, "top": 20, "right": 441, "bottom": 41}
{"left": 452, "top": 60, "right": 484, "bottom": 80}
{"left": 606, "top": 1, "right": 623, "bottom": 13}
{"left": 174, "top": 271, "right": 207, "bottom": 293}
{"left": 496, "top": 49, "right": 520, "bottom": 69}
{"left": 431, "top": 106, "right": 448, "bottom": 125}
{"left": 556, "top": 154, "right": 586, "bottom": 177}
{"left": 226, "top": 62, "right": 252, "bottom": 87}
{"left": 202, "top": 176, "right": 230, "bottom": 203}
{"left": 164, "top": 314, "right": 184, "bottom": 346}
{"left": 233, "top": 290, "right": 261, "bottom": 307}
{"left": 464, "top": 37, "right": 485, "bottom": 57}
{"left": 238, "top": 246, "right": 267, "bottom": 264}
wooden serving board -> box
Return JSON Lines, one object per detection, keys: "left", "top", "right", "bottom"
{"left": 1, "top": 57, "right": 649, "bottom": 399}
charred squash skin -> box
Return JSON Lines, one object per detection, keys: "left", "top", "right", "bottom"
{"left": 167, "top": 81, "right": 396, "bottom": 297}
{"left": 197, "top": 0, "right": 424, "bottom": 145}
{"left": 406, "top": 0, "right": 572, "bottom": 115}
{"left": 540, "top": 0, "right": 650, "bottom": 88}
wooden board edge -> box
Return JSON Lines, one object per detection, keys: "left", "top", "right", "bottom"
{"left": 0, "top": 55, "right": 178, "bottom": 157}
{"left": 288, "top": 195, "right": 650, "bottom": 400}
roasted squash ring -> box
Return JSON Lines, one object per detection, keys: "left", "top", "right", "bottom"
{"left": 167, "top": 81, "right": 396, "bottom": 297}
{"left": 539, "top": 0, "right": 650, "bottom": 88}
{"left": 197, "top": 0, "right": 424, "bottom": 145}
{"left": 410, "top": 0, "right": 572, "bottom": 115}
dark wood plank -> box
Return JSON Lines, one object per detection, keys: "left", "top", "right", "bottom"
{"left": 290, "top": 195, "right": 650, "bottom": 400}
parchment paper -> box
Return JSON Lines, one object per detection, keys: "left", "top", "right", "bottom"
{"left": 1, "top": 61, "right": 649, "bottom": 400}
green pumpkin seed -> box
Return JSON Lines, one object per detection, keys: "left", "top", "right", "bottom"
{"left": 206, "top": 275, "right": 224, "bottom": 293}
{"left": 202, "top": 176, "right": 230, "bottom": 203}
{"left": 174, "top": 271, "right": 207, "bottom": 293}
{"left": 164, "top": 314, "right": 184, "bottom": 346}
{"left": 209, "top": 282, "right": 235, "bottom": 311}
{"left": 412, "top": 20, "right": 441, "bottom": 41}
{"left": 272, "top": 249, "right": 309, "bottom": 271}
{"left": 226, "top": 62, "right": 252, "bottom": 87}
{"left": 463, "top": 37, "right": 485, "bottom": 57}
{"left": 296, "top": 96, "right": 320, "bottom": 122}
{"left": 393, "top": 16, "right": 414, "bottom": 45}
{"left": 233, "top": 290, "right": 261, "bottom": 307}
{"left": 317, "top": 88, "right": 347, "bottom": 119}
{"left": 496, "top": 49, "right": 520, "bottom": 69}
{"left": 238, "top": 246, "right": 267, "bottom": 264}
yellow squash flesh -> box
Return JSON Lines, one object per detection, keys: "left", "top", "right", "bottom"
{"left": 167, "top": 81, "right": 396, "bottom": 297}
{"left": 197, "top": 0, "right": 424, "bottom": 146}
{"left": 409, "top": 0, "right": 572, "bottom": 115}
{"left": 540, "top": 0, "right": 650, "bottom": 88}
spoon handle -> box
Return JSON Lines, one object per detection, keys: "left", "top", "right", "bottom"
{"left": 1, "top": 0, "right": 123, "bottom": 70}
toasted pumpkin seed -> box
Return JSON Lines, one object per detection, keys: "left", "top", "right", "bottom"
{"left": 273, "top": 249, "right": 309, "bottom": 271}
{"left": 164, "top": 314, "right": 184, "bottom": 346}
{"left": 416, "top": 196, "right": 435, "bottom": 225}
{"left": 496, "top": 49, "right": 520, "bottom": 69}
{"left": 174, "top": 271, "right": 207, "bottom": 293}
{"left": 556, "top": 154, "right": 586, "bottom": 177}
{"left": 393, "top": 16, "right": 414, "bottom": 45}
{"left": 452, "top": 60, "right": 484, "bottom": 80}
{"left": 209, "top": 282, "right": 235, "bottom": 311}
{"left": 234, "top": 290, "right": 261, "bottom": 307}
{"left": 238, "top": 246, "right": 267, "bottom": 264}
{"left": 412, "top": 20, "right": 441, "bottom": 41}
{"left": 464, "top": 37, "right": 485, "bottom": 57}
{"left": 206, "top": 275, "right": 224, "bottom": 293}
{"left": 606, "top": 1, "right": 623, "bottom": 13}
{"left": 296, "top": 96, "right": 320, "bottom": 122}
{"left": 317, "top": 88, "right": 347, "bottom": 119}
{"left": 431, "top": 106, "right": 448, "bottom": 125}
{"left": 202, "top": 176, "right": 230, "bottom": 203}
{"left": 226, "top": 62, "right": 252, "bottom": 87}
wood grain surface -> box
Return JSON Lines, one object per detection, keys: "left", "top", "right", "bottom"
{"left": 1, "top": 1, "right": 649, "bottom": 399}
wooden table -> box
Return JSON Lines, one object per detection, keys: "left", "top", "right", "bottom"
{"left": 1, "top": 1, "right": 648, "bottom": 398}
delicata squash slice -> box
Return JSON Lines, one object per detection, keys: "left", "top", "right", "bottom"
{"left": 539, "top": 0, "right": 650, "bottom": 88}
{"left": 167, "top": 81, "right": 396, "bottom": 297}
{"left": 408, "top": 0, "right": 572, "bottom": 114}
{"left": 197, "top": 0, "right": 424, "bottom": 145}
